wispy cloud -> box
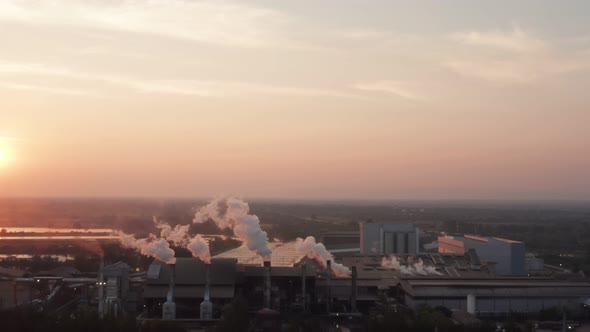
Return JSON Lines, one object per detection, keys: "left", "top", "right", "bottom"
{"left": 0, "top": 0, "right": 291, "bottom": 48}
{"left": 0, "top": 81, "right": 93, "bottom": 96}
{"left": 353, "top": 81, "right": 422, "bottom": 100}
{"left": 0, "top": 60, "right": 364, "bottom": 99}
{"left": 445, "top": 26, "right": 590, "bottom": 84}
{"left": 450, "top": 26, "right": 547, "bottom": 53}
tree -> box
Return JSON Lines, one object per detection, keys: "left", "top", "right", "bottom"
{"left": 414, "top": 305, "right": 454, "bottom": 332}
{"left": 212, "top": 296, "right": 250, "bottom": 332}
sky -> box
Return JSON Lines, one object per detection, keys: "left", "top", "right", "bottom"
{"left": 0, "top": 0, "right": 589, "bottom": 200}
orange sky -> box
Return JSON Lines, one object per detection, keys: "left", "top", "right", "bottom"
{"left": 0, "top": 1, "right": 589, "bottom": 200}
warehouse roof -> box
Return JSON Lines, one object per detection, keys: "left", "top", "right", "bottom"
{"left": 213, "top": 241, "right": 305, "bottom": 267}
{"left": 401, "top": 278, "right": 590, "bottom": 298}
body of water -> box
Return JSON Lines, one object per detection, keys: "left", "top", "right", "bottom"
{"left": 0, "top": 227, "right": 117, "bottom": 240}
{"left": 0, "top": 227, "right": 114, "bottom": 233}
{"left": 0, "top": 254, "right": 69, "bottom": 262}
{"left": 0, "top": 235, "right": 119, "bottom": 240}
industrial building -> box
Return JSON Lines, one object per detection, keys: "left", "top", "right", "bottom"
{"left": 143, "top": 258, "right": 237, "bottom": 319}
{"left": 400, "top": 278, "right": 590, "bottom": 314}
{"left": 4, "top": 223, "right": 590, "bottom": 331}
{"left": 438, "top": 235, "right": 526, "bottom": 275}
{"left": 359, "top": 223, "right": 420, "bottom": 256}
{"left": 137, "top": 248, "right": 590, "bottom": 323}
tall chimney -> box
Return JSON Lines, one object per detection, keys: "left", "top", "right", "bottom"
{"left": 200, "top": 263, "right": 213, "bottom": 320}
{"left": 350, "top": 266, "right": 357, "bottom": 312}
{"left": 98, "top": 257, "right": 104, "bottom": 319}
{"left": 301, "top": 264, "right": 307, "bottom": 312}
{"left": 263, "top": 261, "right": 271, "bottom": 309}
{"left": 466, "top": 293, "right": 476, "bottom": 315}
{"left": 162, "top": 264, "right": 176, "bottom": 320}
{"left": 326, "top": 260, "right": 332, "bottom": 313}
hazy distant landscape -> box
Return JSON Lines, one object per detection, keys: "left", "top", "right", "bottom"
{"left": 2, "top": 0, "right": 590, "bottom": 330}
{"left": 2, "top": 198, "right": 589, "bottom": 261}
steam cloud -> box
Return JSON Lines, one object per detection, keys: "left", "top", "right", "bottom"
{"left": 154, "top": 217, "right": 190, "bottom": 246}
{"left": 118, "top": 232, "right": 177, "bottom": 264}
{"left": 295, "top": 236, "right": 351, "bottom": 277}
{"left": 187, "top": 234, "right": 211, "bottom": 264}
{"left": 193, "top": 197, "right": 272, "bottom": 259}
{"left": 381, "top": 255, "right": 442, "bottom": 276}
{"left": 117, "top": 217, "right": 211, "bottom": 264}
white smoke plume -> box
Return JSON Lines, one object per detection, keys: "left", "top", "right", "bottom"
{"left": 187, "top": 234, "right": 211, "bottom": 264}
{"left": 154, "top": 217, "right": 190, "bottom": 246}
{"left": 409, "top": 258, "right": 428, "bottom": 276}
{"left": 381, "top": 255, "right": 413, "bottom": 274}
{"left": 153, "top": 217, "right": 211, "bottom": 263}
{"left": 381, "top": 255, "right": 442, "bottom": 276}
{"left": 193, "top": 197, "right": 231, "bottom": 229}
{"left": 117, "top": 231, "right": 176, "bottom": 264}
{"left": 381, "top": 255, "right": 401, "bottom": 270}
{"left": 193, "top": 197, "right": 272, "bottom": 259}
{"left": 295, "top": 236, "right": 351, "bottom": 277}
{"left": 424, "top": 264, "right": 443, "bottom": 276}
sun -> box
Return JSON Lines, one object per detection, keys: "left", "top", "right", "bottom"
{"left": 0, "top": 149, "right": 4, "bottom": 161}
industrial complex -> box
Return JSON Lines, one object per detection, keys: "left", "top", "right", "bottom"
{"left": 2, "top": 221, "right": 590, "bottom": 331}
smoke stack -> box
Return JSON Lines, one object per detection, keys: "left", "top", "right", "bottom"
{"left": 301, "top": 264, "right": 307, "bottom": 312}
{"left": 263, "top": 261, "right": 271, "bottom": 309}
{"left": 200, "top": 263, "right": 213, "bottom": 319}
{"left": 162, "top": 264, "right": 176, "bottom": 320}
{"left": 467, "top": 293, "right": 476, "bottom": 315}
{"left": 326, "top": 260, "right": 332, "bottom": 313}
{"left": 98, "top": 257, "right": 104, "bottom": 319}
{"left": 351, "top": 266, "right": 358, "bottom": 312}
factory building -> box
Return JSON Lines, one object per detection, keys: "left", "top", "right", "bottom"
{"left": 142, "top": 258, "right": 236, "bottom": 319}
{"left": 360, "top": 223, "right": 420, "bottom": 256}
{"left": 137, "top": 247, "right": 590, "bottom": 322}
{"left": 400, "top": 278, "right": 590, "bottom": 314}
{"left": 0, "top": 267, "right": 28, "bottom": 309}
{"left": 438, "top": 235, "right": 526, "bottom": 276}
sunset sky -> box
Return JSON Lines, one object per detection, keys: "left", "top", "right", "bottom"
{"left": 0, "top": 0, "right": 589, "bottom": 200}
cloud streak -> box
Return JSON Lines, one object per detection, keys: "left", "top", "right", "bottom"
{"left": 450, "top": 27, "right": 547, "bottom": 54}
{"left": 353, "top": 81, "right": 422, "bottom": 100}
{"left": 0, "top": 60, "right": 365, "bottom": 99}
{"left": 0, "top": 81, "right": 92, "bottom": 96}
{"left": 445, "top": 26, "right": 590, "bottom": 84}
{"left": 0, "top": 0, "right": 290, "bottom": 48}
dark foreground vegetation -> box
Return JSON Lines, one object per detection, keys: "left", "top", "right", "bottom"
{"left": 3, "top": 299, "right": 587, "bottom": 332}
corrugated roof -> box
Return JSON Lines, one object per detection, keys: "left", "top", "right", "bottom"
{"left": 408, "top": 285, "right": 590, "bottom": 298}
{"left": 405, "top": 279, "right": 590, "bottom": 287}
{"left": 464, "top": 235, "right": 489, "bottom": 242}
{"left": 493, "top": 237, "right": 522, "bottom": 244}
{"left": 213, "top": 241, "right": 304, "bottom": 267}
{"left": 400, "top": 278, "right": 590, "bottom": 298}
